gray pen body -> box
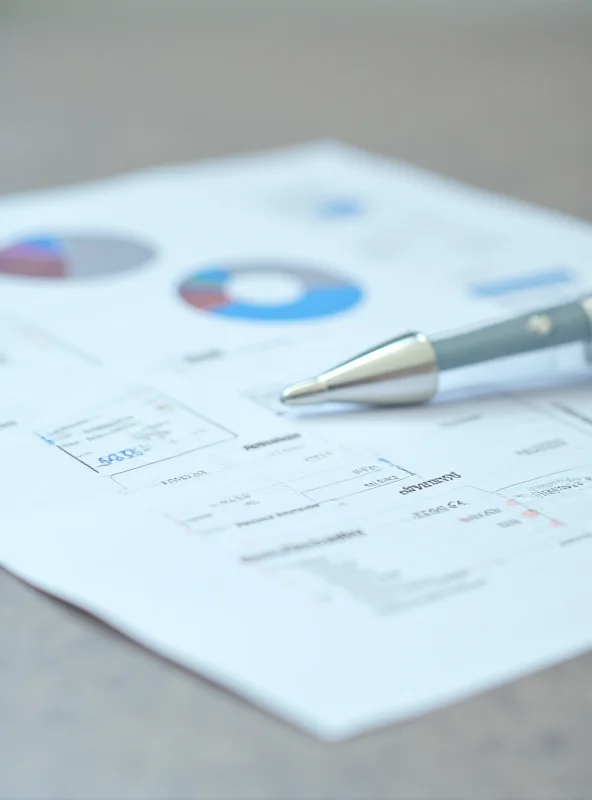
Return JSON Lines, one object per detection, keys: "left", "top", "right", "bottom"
{"left": 434, "top": 299, "right": 592, "bottom": 372}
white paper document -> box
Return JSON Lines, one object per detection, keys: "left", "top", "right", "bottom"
{"left": 1, "top": 142, "right": 592, "bottom": 739}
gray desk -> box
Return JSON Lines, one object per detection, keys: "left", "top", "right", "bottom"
{"left": 1, "top": 6, "right": 592, "bottom": 797}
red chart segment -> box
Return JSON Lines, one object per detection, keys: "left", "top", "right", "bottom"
{"left": 0, "top": 240, "right": 67, "bottom": 278}
{"left": 178, "top": 271, "right": 230, "bottom": 311}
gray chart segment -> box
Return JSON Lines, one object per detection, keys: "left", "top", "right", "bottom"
{"left": 62, "top": 235, "right": 154, "bottom": 278}
{"left": 227, "top": 263, "right": 352, "bottom": 288}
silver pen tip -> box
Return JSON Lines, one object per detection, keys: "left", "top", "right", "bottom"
{"left": 281, "top": 377, "right": 327, "bottom": 406}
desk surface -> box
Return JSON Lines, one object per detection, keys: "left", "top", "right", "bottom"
{"left": 1, "top": 8, "right": 592, "bottom": 798}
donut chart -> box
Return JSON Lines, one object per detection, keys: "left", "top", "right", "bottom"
{"left": 0, "top": 234, "right": 154, "bottom": 280}
{"left": 178, "top": 263, "right": 363, "bottom": 322}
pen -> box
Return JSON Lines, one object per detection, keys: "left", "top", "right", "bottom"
{"left": 280, "top": 295, "right": 592, "bottom": 407}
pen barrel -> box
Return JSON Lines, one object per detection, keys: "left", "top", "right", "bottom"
{"left": 433, "top": 299, "right": 592, "bottom": 372}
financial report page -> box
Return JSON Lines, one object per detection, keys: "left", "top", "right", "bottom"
{"left": 1, "top": 143, "right": 592, "bottom": 738}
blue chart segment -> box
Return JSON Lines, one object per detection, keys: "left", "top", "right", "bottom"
{"left": 315, "top": 197, "right": 365, "bottom": 220}
{"left": 178, "top": 263, "right": 363, "bottom": 322}
{"left": 470, "top": 267, "right": 575, "bottom": 298}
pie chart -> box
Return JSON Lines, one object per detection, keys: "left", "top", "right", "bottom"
{"left": 178, "top": 262, "right": 363, "bottom": 322}
{"left": 0, "top": 234, "right": 154, "bottom": 280}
